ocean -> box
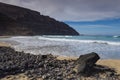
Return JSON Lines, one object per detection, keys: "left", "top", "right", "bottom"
{"left": 0, "top": 35, "right": 120, "bottom": 59}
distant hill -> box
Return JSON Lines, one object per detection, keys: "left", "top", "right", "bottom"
{"left": 0, "top": 2, "right": 79, "bottom": 36}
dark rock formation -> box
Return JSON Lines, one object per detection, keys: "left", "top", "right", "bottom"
{"left": 0, "top": 2, "right": 79, "bottom": 36}
{"left": 74, "top": 52, "right": 100, "bottom": 76}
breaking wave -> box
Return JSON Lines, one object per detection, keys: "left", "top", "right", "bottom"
{"left": 113, "top": 35, "right": 120, "bottom": 38}
{"left": 1, "top": 36, "right": 120, "bottom": 59}
{"left": 38, "top": 36, "right": 120, "bottom": 46}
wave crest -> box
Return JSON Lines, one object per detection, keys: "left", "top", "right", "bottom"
{"left": 38, "top": 37, "right": 120, "bottom": 46}
{"left": 113, "top": 36, "right": 120, "bottom": 38}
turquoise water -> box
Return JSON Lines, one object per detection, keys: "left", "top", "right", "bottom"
{"left": 0, "top": 35, "right": 120, "bottom": 59}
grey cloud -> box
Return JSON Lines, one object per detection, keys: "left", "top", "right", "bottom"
{"left": 0, "top": 0, "right": 120, "bottom": 21}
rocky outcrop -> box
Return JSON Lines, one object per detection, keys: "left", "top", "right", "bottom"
{"left": 0, "top": 2, "right": 79, "bottom": 36}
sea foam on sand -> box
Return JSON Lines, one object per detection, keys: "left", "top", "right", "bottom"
{"left": 0, "top": 36, "right": 120, "bottom": 59}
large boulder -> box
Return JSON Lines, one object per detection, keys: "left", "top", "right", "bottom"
{"left": 74, "top": 52, "right": 100, "bottom": 76}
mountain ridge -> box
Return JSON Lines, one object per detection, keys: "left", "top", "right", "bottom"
{"left": 0, "top": 2, "right": 79, "bottom": 36}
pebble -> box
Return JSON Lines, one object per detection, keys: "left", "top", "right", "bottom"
{"left": 0, "top": 47, "right": 120, "bottom": 80}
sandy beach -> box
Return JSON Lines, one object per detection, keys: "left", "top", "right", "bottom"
{"left": 97, "top": 59, "right": 120, "bottom": 74}
{"left": 0, "top": 42, "right": 120, "bottom": 80}
{"left": 57, "top": 56, "right": 120, "bottom": 74}
{"left": 0, "top": 42, "right": 10, "bottom": 47}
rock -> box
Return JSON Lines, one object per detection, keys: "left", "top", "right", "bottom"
{"left": 74, "top": 52, "right": 100, "bottom": 76}
{"left": 0, "top": 2, "right": 79, "bottom": 36}
{"left": 0, "top": 47, "right": 55, "bottom": 77}
{"left": 0, "top": 47, "right": 119, "bottom": 79}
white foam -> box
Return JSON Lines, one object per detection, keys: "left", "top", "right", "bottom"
{"left": 2, "top": 36, "right": 120, "bottom": 59}
{"left": 38, "top": 36, "right": 120, "bottom": 46}
{"left": 113, "top": 35, "right": 120, "bottom": 38}
{"left": 42, "top": 35, "right": 72, "bottom": 38}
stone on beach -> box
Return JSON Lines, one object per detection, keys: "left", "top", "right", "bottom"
{"left": 74, "top": 52, "right": 100, "bottom": 76}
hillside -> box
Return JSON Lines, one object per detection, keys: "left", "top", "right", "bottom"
{"left": 0, "top": 2, "right": 79, "bottom": 36}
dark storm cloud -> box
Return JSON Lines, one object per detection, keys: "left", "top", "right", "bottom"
{"left": 0, "top": 0, "right": 120, "bottom": 21}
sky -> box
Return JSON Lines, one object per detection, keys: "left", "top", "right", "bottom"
{"left": 0, "top": 0, "right": 120, "bottom": 35}
{"left": 65, "top": 19, "right": 120, "bottom": 35}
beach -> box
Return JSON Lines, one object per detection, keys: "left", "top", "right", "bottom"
{"left": 0, "top": 42, "right": 10, "bottom": 47}
{"left": 0, "top": 0, "right": 120, "bottom": 79}
{"left": 97, "top": 60, "right": 120, "bottom": 74}
{"left": 0, "top": 41, "right": 120, "bottom": 80}
{"left": 57, "top": 56, "right": 120, "bottom": 74}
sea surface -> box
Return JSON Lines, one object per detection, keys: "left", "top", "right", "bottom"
{"left": 0, "top": 35, "right": 120, "bottom": 59}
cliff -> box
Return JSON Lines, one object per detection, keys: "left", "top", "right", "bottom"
{"left": 0, "top": 2, "right": 79, "bottom": 36}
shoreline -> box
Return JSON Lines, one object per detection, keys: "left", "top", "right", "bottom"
{"left": 1, "top": 35, "right": 120, "bottom": 59}
{"left": 0, "top": 42, "right": 120, "bottom": 74}
{"left": 0, "top": 42, "right": 120, "bottom": 79}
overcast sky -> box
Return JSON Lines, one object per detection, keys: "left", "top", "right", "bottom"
{"left": 0, "top": 0, "right": 120, "bottom": 21}
{"left": 0, "top": 0, "right": 120, "bottom": 35}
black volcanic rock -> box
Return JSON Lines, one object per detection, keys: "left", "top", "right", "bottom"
{"left": 0, "top": 2, "right": 79, "bottom": 36}
{"left": 74, "top": 52, "right": 100, "bottom": 76}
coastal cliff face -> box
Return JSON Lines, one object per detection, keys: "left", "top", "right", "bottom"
{"left": 0, "top": 2, "right": 79, "bottom": 36}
